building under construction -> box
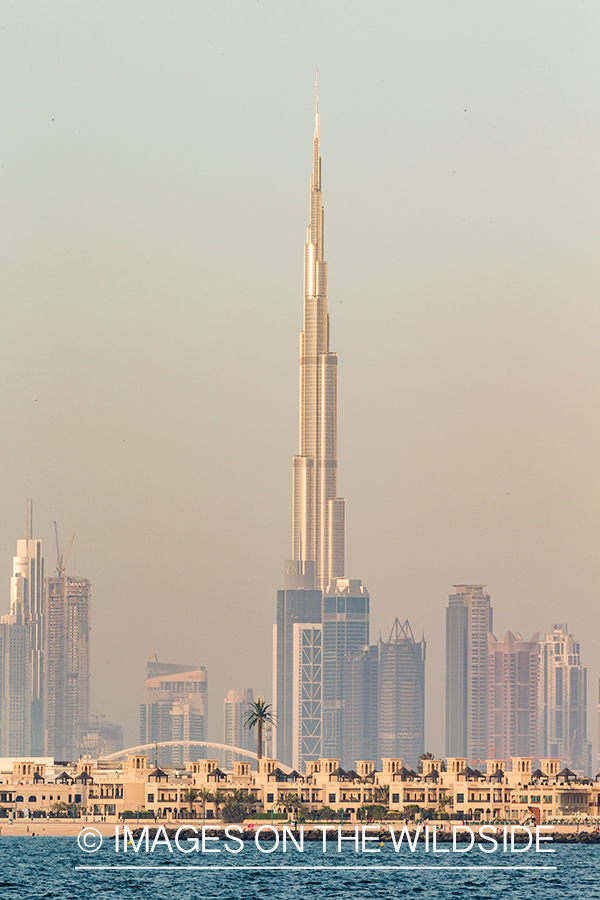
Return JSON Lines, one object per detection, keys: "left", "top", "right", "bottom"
{"left": 44, "top": 575, "right": 90, "bottom": 760}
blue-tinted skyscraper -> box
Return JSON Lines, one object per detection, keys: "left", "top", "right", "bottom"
{"left": 322, "top": 578, "right": 370, "bottom": 759}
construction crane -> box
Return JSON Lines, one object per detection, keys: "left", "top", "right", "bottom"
{"left": 53, "top": 522, "right": 76, "bottom": 577}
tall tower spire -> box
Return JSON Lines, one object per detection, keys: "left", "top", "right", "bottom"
{"left": 315, "top": 69, "right": 319, "bottom": 138}
{"left": 292, "top": 82, "right": 345, "bottom": 593}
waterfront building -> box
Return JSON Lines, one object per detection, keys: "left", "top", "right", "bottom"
{"left": 139, "top": 657, "right": 207, "bottom": 766}
{"left": 44, "top": 575, "right": 91, "bottom": 760}
{"left": 446, "top": 584, "right": 493, "bottom": 764}
{"left": 488, "top": 630, "right": 539, "bottom": 760}
{"left": 223, "top": 688, "right": 256, "bottom": 769}
{"left": 538, "top": 623, "right": 591, "bottom": 774}
{"left": 378, "top": 619, "right": 426, "bottom": 770}
{"left": 0, "top": 751, "right": 596, "bottom": 825}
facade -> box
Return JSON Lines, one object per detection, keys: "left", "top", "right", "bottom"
{"left": 0, "top": 617, "right": 31, "bottom": 756}
{"left": 291, "top": 623, "right": 322, "bottom": 772}
{"left": 1, "top": 534, "right": 44, "bottom": 757}
{"left": 538, "top": 623, "right": 591, "bottom": 774}
{"left": 321, "top": 578, "right": 370, "bottom": 760}
{"left": 292, "top": 88, "right": 345, "bottom": 595}
{"left": 378, "top": 619, "right": 426, "bottom": 770}
{"left": 1, "top": 752, "right": 598, "bottom": 825}
{"left": 342, "top": 644, "right": 379, "bottom": 770}
{"left": 223, "top": 688, "right": 255, "bottom": 769}
{"left": 273, "top": 561, "right": 322, "bottom": 766}
{"left": 446, "top": 584, "right": 493, "bottom": 763}
{"left": 44, "top": 576, "right": 91, "bottom": 760}
{"left": 79, "top": 721, "right": 124, "bottom": 759}
{"left": 488, "top": 631, "right": 539, "bottom": 760}
{"left": 139, "top": 658, "right": 207, "bottom": 766}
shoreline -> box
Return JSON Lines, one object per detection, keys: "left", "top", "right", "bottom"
{"left": 1, "top": 820, "right": 598, "bottom": 839}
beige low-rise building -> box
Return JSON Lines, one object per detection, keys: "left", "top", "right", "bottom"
{"left": 0, "top": 753, "right": 598, "bottom": 824}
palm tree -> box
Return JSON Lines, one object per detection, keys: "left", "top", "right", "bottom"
{"left": 244, "top": 696, "right": 277, "bottom": 761}
{"left": 181, "top": 787, "right": 199, "bottom": 818}
{"left": 275, "top": 791, "right": 302, "bottom": 815}
{"left": 374, "top": 785, "right": 389, "bottom": 805}
{"left": 212, "top": 789, "right": 226, "bottom": 820}
{"left": 222, "top": 790, "right": 258, "bottom": 823}
{"left": 198, "top": 788, "right": 213, "bottom": 822}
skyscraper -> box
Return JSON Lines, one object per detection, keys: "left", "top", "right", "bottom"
{"left": 292, "top": 81, "right": 345, "bottom": 594}
{"left": 223, "top": 688, "right": 256, "bottom": 769}
{"left": 0, "top": 615, "right": 31, "bottom": 756}
{"left": 44, "top": 574, "right": 90, "bottom": 759}
{"left": 488, "top": 630, "right": 539, "bottom": 760}
{"left": 139, "top": 657, "right": 207, "bottom": 766}
{"left": 273, "top": 86, "right": 371, "bottom": 767}
{"left": 274, "top": 562, "right": 321, "bottom": 766}
{"left": 291, "top": 623, "right": 322, "bottom": 771}
{"left": 321, "top": 577, "right": 370, "bottom": 759}
{"left": 378, "top": 619, "right": 426, "bottom": 770}
{"left": 446, "top": 584, "right": 493, "bottom": 763}
{"left": 0, "top": 513, "right": 44, "bottom": 757}
{"left": 538, "top": 623, "right": 591, "bottom": 774}
{"left": 342, "top": 643, "right": 379, "bottom": 769}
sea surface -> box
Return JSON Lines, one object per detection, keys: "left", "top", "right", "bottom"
{"left": 1, "top": 833, "right": 600, "bottom": 899}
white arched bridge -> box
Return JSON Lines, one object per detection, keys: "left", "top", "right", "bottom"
{"left": 103, "top": 740, "right": 259, "bottom": 762}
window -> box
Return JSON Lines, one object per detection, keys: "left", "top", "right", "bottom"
{"left": 392, "top": 794, "right": 399, "bottom": 804}
{"left": 530, "top": 795, "right": 540, "bottom": 803}
{"left": 329, "top": 794, "right": 336, "bottom": 803}
{"left": 456, "top": 793, "right": 464, "bottom": 804}
{"left": 148, "top": 793, "right": 154, "bottom": 802}
{"left": 267, "top": 794, "right": 274, "bottom": 803}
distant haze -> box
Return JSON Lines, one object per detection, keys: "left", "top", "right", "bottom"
{"left": 1, "top": 1, "right": 598, "bottom": 756}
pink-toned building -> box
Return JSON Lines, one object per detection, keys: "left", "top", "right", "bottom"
{"left": 488, "top": 631, "right": 539, "bottom": 760}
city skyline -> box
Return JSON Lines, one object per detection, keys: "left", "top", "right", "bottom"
{"left": 1, "top": 3, "right": 599, "bottom": 758}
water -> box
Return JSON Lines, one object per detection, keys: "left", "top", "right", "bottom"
{"left": 0, "top": 834, "right": 599, "bottom": 899}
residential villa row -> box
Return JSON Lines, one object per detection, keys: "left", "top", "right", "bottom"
{"left": 1, "top": 754, "right": 599, "bottom": 824}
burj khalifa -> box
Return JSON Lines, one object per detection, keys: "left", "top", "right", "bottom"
{"left": 274, "top": 83, "right": 361, "bottom": 768}
{"left": 292, "top": 81, "right": 345, "bottom": 593}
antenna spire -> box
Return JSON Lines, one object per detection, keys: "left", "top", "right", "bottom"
{"left": 315, "top": 69, "right": 319, "bottom": 138}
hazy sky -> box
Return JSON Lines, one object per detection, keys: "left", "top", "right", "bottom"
{"left": 1, "top": 1, "right": 599, "bottom": 755}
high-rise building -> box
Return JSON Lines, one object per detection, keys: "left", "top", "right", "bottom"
{"left": 79, "top": 720, "right": 124, "bottom": 758}
{"left": 0, "top": 515, "right": 44, "bottom": 757}
{"left": 378, "top": 619, "right": 426, "bottom": 770}
{"left": 538, "top": 623, "right": 591, "bottom": 774}
{"left": 321, "top": 578, "right": 370, "bottom": 759}
{"left": 273, "top": 87, "right": 372, "bottom": 767}
{"left": 223, "top": 688, "right": 256, "bottom": 769}
{"left": 0, "top": 615, "right": 31, "bottom": 756}
{"left": 292, "top": 83, "right": 345, "bottom": 595}
{"left": 291, "top": 623, "right": 322, "bottom": 772}
{"left": 342, "top": 643, "right": 379, "bottom": 769}
{"left": 11, "top": 535, "right": 44, "bottom": 753}
{"left": 274, "top": 561, "right": 321, "bottom": 766}
{"left": 488, "top": 630, "right": 539, "bottom": 760}
{"left": 446, "top": 584, "right": 493, "bottom": 763}
{"left": 44, "top": 575, "right": 90, "bottom": 760}
{"left": 139, "top": 657, "right": 207, "bottom": 766}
